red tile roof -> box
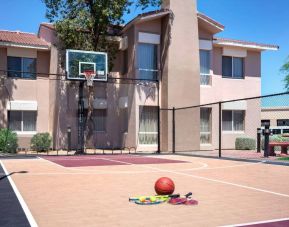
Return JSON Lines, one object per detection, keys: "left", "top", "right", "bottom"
{"left": 0, "top": 30, "right": 49, "bottom": 48}
{"left": 214, "top": 37, "right": 279, "bottom": 50}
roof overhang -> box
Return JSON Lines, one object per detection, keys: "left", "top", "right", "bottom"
{"left": 213, "top": 39, "right": 279, "bottom": 51}
{"left": 122, "top": 10, "right": 171, "bottom": 33}
{"left": 197, "top": 13, "right": 224, "bottom": 34}
{"left": 262, "top": 106, "right": 289, "bottom": 111}
{"left": 0, "top": 41, "right": 50, "bottom": 50}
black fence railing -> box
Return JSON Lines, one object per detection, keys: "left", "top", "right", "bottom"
{"left": 161, "top": 91, "right": 289, "bottom": 162}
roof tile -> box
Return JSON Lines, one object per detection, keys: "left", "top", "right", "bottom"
{"left": 0, "top": 30, "right": 49, "bottom": 48}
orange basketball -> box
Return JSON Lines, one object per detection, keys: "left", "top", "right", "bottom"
{"left": 154, "top": 177, "right": 175, "bottom": 195}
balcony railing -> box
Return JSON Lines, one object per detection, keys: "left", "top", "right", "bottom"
{"left": 200, "top": 131, "right": 211, "bottom": 144}
{"left": 139, "top": 132, "right": 158, "bottom": 145}
{"left": 200, "top": 73, "right": 211, "bottom": 86}
{"left": 137, "top": 68, "right": 159, "bottom": 81}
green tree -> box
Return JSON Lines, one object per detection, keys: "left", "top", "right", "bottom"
{"left": 43, "top": 0, "right": 162, "bottom": 152}
{"left": 281, "top": 57, "right": 289, "bottom": 90}
{"left": 43, "top": 0, "right": 161, "bottom": 53}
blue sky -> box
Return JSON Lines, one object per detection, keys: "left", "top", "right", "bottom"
{"left": 0, "top": 0, "right": 288, "bottom": 95}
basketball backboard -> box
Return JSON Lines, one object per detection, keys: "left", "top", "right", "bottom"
{"left": 66, "top": 49, "right": 108, "bottom": 81}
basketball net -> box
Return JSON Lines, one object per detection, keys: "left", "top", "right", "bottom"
{"left": 84, "top": 70, "right": 96, "bottom": 87}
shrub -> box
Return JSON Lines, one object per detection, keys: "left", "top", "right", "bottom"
{"left": 0, "top": 128, "right": 18, "bottom": 153}
{"left": 235, "top": 137, "right": 256, "bottom": 150}
{"left": 30, "top": 133, "right": 52, "bottom": 152}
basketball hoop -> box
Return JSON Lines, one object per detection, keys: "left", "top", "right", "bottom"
{"left": 84, "top": 70, "right": 96, "bottom": 87}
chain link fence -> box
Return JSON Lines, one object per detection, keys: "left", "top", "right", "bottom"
{"left": 166, "top": 92, "right": 289, "bottom": 162}
{"left": 0, "top": 70, "right": 160, "bottom": 155}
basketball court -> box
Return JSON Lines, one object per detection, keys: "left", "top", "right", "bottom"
{"left": 1, "top": 154, "right": 289, "bottom": 227}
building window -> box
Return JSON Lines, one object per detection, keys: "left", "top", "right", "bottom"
{"left": 137, "top": 43, "right": 158, "bottom": 80}
{"left": 222, "top": 110, "right": 245, "bottom": 132}
{"left": 277, "top": 119, "right": 289, "bottom": 126}
{"left": 7, "top": 56, "right": 36, "bottom": 79}
{"left": 200, "top": 108, "right": 212, "bottom": 144}
{"left": 93, "top": 109, "right": 107, "bottom": 132}
{"left": 122, "top": 50, "right": 128, "bottom": 75}
{"left": 8, "top": 111, "right": 37, "bottom": 132}
{"left": 261, "top": 120, "right": 271, "bottom": 127}
{"left": 120, "top": 108, "right": 128, "bottom": 133}
{"left": 199, "top": 50, "right": 211, "bottom": 85}
{"left": 84, "top": 109, "right": 107, "bottom": 132}
{"left": 222, "top": 56, "right": 244, "bottom": 79}
{"left": 139, "top": 106, "right": 158, "bottom": 145}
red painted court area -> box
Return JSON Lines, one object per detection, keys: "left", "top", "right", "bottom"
{"left": 42, "top": 155, "right": 187, "bottom": 167}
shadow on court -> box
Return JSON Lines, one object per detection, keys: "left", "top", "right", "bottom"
{"left": 0, "top": 166, "right": 30, "bottom": 227}
{"left": 0, "top": 171, "right": 28, "bottom": 181}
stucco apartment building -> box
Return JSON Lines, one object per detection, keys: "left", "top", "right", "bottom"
{"left": 0, "top": 0, "right": 278, "bottom": 152}
{"left": 262, "top": 107, "right": 289, "bottom": 135}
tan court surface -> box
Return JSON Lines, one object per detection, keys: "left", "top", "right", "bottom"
{"left": 2, "top": 155, "right": 289, "bottom": 227}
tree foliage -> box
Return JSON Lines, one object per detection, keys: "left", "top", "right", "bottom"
{"left": 0, "top": 128, "right": 18, "bottom": 153}
{"left": 281, "top": 56, "right": 289, "bottom": 91}
{"left": 43, "top": 0, "right": 161, "bottom": 52}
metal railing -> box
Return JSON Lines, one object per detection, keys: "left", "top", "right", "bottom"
{"left": 200, "top": 73, "right": 211, "bottom": 85}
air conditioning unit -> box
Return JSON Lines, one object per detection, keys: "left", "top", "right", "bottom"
{"left": 119, "top": 36, "right": 128, "bottom": 50}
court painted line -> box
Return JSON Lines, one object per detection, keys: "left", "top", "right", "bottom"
{"left": 102, "top": 158, "right": 289, "bottom": 198}
{"left": 0, "top": 161, "right": 38, "bottom": 227}
{"left": 14, "top": 171, "right": 157, "bottom": 175}
{"left": 13, "top": 157, "right": 207, "bottom": 174}
{"left": 37, "top": 156, "right": 263, "bottom": 174}
{"left": 19, "top": 161, "right": 207, "bottom": 175}
{"left": 181, "top": 161, "right": 265, "bottom": 171}
{"left": 221, "top": 217, "right": 289, "bottom": 227}
{"left": 38, "top": 156, "right": 70, "bottom": 169}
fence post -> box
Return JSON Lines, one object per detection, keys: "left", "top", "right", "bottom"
{"left": 172, "top": 107, "right": 176, "bottom": 154}
{"left": 264, "top": 123, "right": 270, "bottom": 157}
{"left": 257, "top": 128, "right": 262, "bottom": 153}
{"left": 67, "top": 125, "right": 71, "bottom": 155}
{"left": 157, "top": 106, "right": 161, "bottom": 154}
{"left": 218, "top": 102, "right": 222, "bottom": 158}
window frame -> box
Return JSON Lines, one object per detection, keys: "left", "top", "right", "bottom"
{"left": 222, "top": 110, "right": 245, "bottom": 133}
{"left": 137, "top": 42, "right": 159, "bottom": 80}
{"left": 261, "top": 119, "right": 271, "bottom": 127}
{"left": 200, "top": 107, "right": 212, "bottom": 145}
{"left": 138, "top": 106, "right": 158, "bottom": 146}
{"left": 8, "top": 110, "right": 37, "bottom": 134}
{"left": 84, "top": 109, "right": 107, "bottom": 133}
{"left": 199, "top": 50, "right": 211, "bottom": 86}
{"left": 93, "top": 109, "right": 107, "bottom": 133}
{"left": 7, "top": 56, "right": 37, "bottom": 80}
{"left": 222, "top": 56, "right": 244, "bottom": 79}
{"left": 277, "top": 119, "right": 289, "bottom": 126}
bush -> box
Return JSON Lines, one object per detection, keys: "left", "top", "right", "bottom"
{"left": 30, "top": 133, "right": 52, "bottom": 152}
{"left": 0, "top": 128, "right": 18, "bottom": 153}
{"left": 235, "top": 137, "right": 256, "bottom": 150}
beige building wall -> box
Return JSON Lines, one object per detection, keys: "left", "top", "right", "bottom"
{"left": 199, "top": 45, "right": 262, "bottom": 150}
{"left": 261, "top": 107, "right": 289, "bottom": 126}
{"left": 0, "top": 46, "right": 50, "bottom": 148}
{"left": 161, "top": 0, "right": 201, "bottom": 152}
